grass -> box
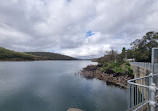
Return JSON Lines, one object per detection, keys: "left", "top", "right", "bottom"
{"left": 99, "top": 61, "right": 133, "bottom": 75}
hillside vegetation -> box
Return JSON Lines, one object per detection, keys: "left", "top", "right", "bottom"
{"left": 0, "top": 47, "right": 36, "bottom": 61}
{"left": 0, "top": 47, "right": 77, "bottom": 61}
{"left": 25, "top": 52, "right": 77, "bottom": 60}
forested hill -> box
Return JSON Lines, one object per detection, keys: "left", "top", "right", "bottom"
{"left": 0, "top": 47, "right": 77, "bottom": 61}
{"left": 0, "top": 47, "right": 37, "bottom": 61}
{"left": 25, "top": 52, "right": 77, "bottom": 60}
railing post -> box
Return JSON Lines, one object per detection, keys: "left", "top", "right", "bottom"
{"left": 149, "top": 83, "right": 156, "bottom": 111}
{"left": 128, "top": 84, "right": 130, "bottom": 111}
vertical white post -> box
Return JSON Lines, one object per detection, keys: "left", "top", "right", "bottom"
{"left": 151, "top": 48, "right": 154, "bottom": 83}
{"left": 149, "top": 83, "right": 156, "bottom": 111}
{"left": 149, "top": 48, "right": 156, "bottom": 111}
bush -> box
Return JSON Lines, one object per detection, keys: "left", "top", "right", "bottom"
{"left": 113, "top": 67, "right": 127, "bottom": 74}
{"left": 128, "top": 67, "right": 133, "bottom": 75}
{"left": 113, "top": 62, "right": 121, "bottom": 67}
{"left": 125, "top": 62, "right": 130, "bottom": 66}
{"left": 100, "top": 67, "right": 107, "bottom": 72}
{"left": 103, "top": 63, "right": 108, "bottom": 67}
{"left": 106, "top": 64, "right": 113, "bottom": 69}
{"left": 99, "top": 60, "right": 133, "bottom": 76}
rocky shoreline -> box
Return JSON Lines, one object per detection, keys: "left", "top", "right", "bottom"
{"left": 80, "top": 65, "right": 134, "bottom": 88}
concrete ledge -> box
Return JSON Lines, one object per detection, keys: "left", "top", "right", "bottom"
{"left": 131, "top": 65, "right": 151, "bottom": 78}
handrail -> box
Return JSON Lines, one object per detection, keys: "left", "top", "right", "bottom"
{"left": 128, "top": 72, "right": 158, "bottom": 111}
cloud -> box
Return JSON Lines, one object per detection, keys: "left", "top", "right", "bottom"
{"left": 61, "top": 32, "right": 111, "bottom": 58}
{"left": 0, "top": 0, "right": 158, "bottom": 58}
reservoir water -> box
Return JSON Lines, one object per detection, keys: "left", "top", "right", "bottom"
{"left": 0, "top": 61, "right": 127, "bottom": 111}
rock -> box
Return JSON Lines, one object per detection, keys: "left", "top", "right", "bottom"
{"left": 67, "top": 108, "right": 84, "bottom": 111}
{"left": 81, "top": 70, "right": 94, "bottom": 79}
{"left": 80, "top": 65, "right": 133, "bottom": 89}
{"left": 105, "top": 69, "right": 114, "bottom": 74}
{"left": 83, "top": 65, "right": 97, "bottom": 71}
{"left": 113, "top": 73, "right": 121, "bottom": 77}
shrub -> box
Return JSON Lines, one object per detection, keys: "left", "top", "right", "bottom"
{"left": 103, "top": 63, "right": 108, "bottom": 67}
{"left": 100, "top": 67, "right": 107, "bottom": 72}
{"left": 128, "top": 67, "right": 133, "bottom": 75}
{"left": 113, "top": 62, "right": 121, "bottom": 67}
{"left": 113, "top": 67, "right": 125, "bottom": 73}
{"left": 106, "top": 64, "right": 113, "bottom": 69}
{"left": 99, "top": 60, "right": 133, "bottom": 76}
{"left": 126, "top": 62, "right": 130, "bottom": 66}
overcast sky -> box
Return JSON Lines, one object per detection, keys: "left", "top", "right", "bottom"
{"left": 0, "top": 0, "right": 158, "bottom": 59}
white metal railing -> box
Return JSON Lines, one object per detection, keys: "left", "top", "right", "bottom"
{"left": 128, "top": 48, "right": 158, "bottom": 111}
{"left": 128, "top": 61, "right": 158, "bottom": 111}
{"left": 130, "top": 62, "right": 158, "bottom": 74}
{"left": 128, "top": 74, "right": 158, "bottom": 111}
{"left": 130, "top": 62, "right": 152, "bottom": 69}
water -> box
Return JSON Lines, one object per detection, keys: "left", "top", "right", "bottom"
{"left": 0, "top": 61, "right": 127, "bottom": 111}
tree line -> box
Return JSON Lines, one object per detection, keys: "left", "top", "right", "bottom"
{"left": 122, "top": 31, "right": 158, "bottom": 62}
{"left": 97, "top": 31, "right": 158, "bottom": 63}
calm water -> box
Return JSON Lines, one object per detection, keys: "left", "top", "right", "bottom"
{"left": 0, "top": 61, "right": 127, "bottom": 111}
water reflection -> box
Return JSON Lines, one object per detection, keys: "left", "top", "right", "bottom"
{"left": 0, "top": 61, "right": 127, "bottom": 111}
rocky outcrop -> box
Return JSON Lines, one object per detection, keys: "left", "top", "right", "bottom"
{"left": 80, "top": 65, "right": 134, "bottom": 88}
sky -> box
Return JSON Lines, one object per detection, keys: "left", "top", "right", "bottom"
{"left": 0, "top": 0, "right": 158, "bottom": 59}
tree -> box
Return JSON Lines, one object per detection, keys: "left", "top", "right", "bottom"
{"left": 120, "top": 47, "right": 126, "bottom": 59}
{"left": 130, "top": 31, "right": 158, "bottom": 62}
{"left": 126, "top": 49, "right": 133, "bottom": 59}
{"left": 97, "top": 49, "right": 119, "bottom": 64}
{"left": 105, "top": 49, "right": 118, "bottom": 62}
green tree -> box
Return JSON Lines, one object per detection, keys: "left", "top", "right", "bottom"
{"left": 126, "top": 49, "right": 133, "bottom": 59}
{"left": 121, "top": 47, "right": 126, "bottom": 59}
{"left": 130, "top": 31, "right": 158, "bottom": 62}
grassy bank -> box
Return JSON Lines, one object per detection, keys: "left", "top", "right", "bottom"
{"left": 98, "top": 61, "right": 133, "bottom": 76}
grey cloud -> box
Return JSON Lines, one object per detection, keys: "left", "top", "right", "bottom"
{"left": 0, "top": 0, "right": 158, "bottom": 58}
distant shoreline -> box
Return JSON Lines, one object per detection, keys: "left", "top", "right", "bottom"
{"left": 0, "top": 47, "right": 78, "bottom": 61}
{"left": 0, "top": 59, "right": 90, "bottom": 62}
